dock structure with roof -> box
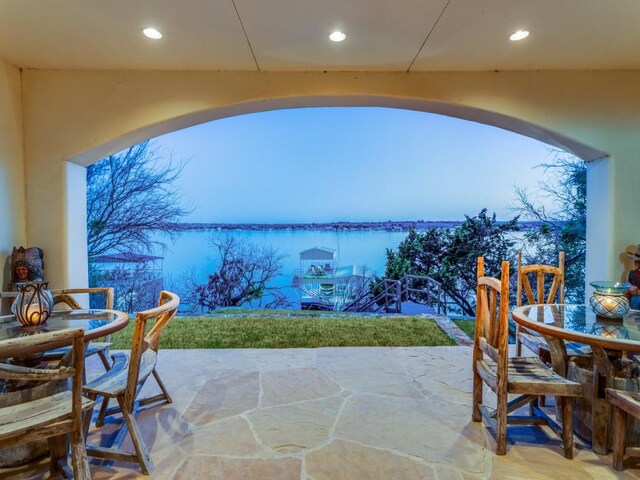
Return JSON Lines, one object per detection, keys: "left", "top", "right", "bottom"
{"left": 89, "top": 252, "right": 164, "bottom": 311}
{"left": 292, "top": 246, "right": 371, "bottom": 310}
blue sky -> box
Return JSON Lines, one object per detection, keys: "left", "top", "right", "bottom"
{"left": 151, "top": 107, "right": 557, "bottom": 223}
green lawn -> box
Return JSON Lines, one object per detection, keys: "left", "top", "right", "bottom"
{"left": 111, "top": 314, "right": 455, "bottom": 349}
{"left": 452, "top": 319, "right": 476, "bottom": 339}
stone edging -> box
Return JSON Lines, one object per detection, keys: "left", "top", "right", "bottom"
{"left": 427, "top": 314, "right": 474, "bottom": 346}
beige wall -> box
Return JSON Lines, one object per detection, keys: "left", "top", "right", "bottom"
{"left": 0, "top": 58, "right": 25, "bottom": 289}
{"left": 20, "top": 70, "right": 640, "bottom": 288}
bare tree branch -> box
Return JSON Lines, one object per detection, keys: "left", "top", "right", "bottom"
{"left": 511, "top": 150, "right": 586, "bottom": 301}
{"left": 193, "top": 234, "right": 288, "bottom": 310}
{"left": 86, "top": 140, "right": 192, "bottom": 257}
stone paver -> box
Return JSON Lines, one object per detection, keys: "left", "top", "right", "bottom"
{"left": 172, "top": 456, "right": 301, "bottom": 480}
{"left": 306, "top": 439, "right": 436, "bottom": 479}
{"left": 334, "top": 393, "right": 486, "bottom": 473}
{"left": 179, "top": 416, "right": 261, "bottom": 456}
{"left": 317, "top": 347, "right": 425, "bottom": 399}
{"left": 260, "top": 367, "right": 340, "bottom": 407}
{"left": 248, "top": 395, "right": 343, "bottom": 452}
{"left": 182, "top": 369, "right": 260, "bottom": 425}
{"left": 3, "top": 346, "right": 640, "bottom": 479}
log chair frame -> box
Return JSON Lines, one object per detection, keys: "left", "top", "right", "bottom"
{"left": 83, "top": 290, "right": 179, "bottom": 474}
{"left": 0, "top": 329, "right": 94, "bottom": 479}
{"left": 472, "top": 257, "right": 581, "bottom": 457}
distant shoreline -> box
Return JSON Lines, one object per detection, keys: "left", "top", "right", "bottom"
{"left": 170, "top": 220, "right": 544, "bottom": 233}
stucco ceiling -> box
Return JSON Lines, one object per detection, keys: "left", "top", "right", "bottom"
{"left": 0, "top": 0, "right": 639, "bottom": 71}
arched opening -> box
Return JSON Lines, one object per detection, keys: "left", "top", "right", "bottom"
{"left": 72, "top": 102, "right": 601, "bottom": 314}
{"left": 69, "top": 96, "right": 607, "bottom": 167}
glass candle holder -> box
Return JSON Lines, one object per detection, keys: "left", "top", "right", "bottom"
{"left": 11, "top": 282, "right": 54, "bottom": 326}
{"left": 589, "top": 323, "right": 630, "bottom": 339}
{"left": 589, "top": 281, "right": 630, "bottom": 319}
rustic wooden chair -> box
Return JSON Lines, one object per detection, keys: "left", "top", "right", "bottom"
{"left": 515, "top": 251, "right": 590, "bottom": 361}
{"left": 0, "top": 329, "right": 94, "bottom": 479}
{"left": 472, "top": 257, "right": 582, "bottom": 457}
{"left": 516, "top": 250, "right": 564, "bottom": 358}
{"left": 83, "top": 290, "right": 179, "bottom": 474}
{"left": 46, "top": 287, "right": 115, "bottom": 371}
{"left": 606, "top": 388, "right": 640, "bottom": 471}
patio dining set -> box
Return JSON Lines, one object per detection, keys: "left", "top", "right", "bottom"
{"left": 474, "top": 251, "right": 640, "bottom": 472}
{"left": 0, "top": 287, "right": 180, "bottom": 479}
{"left": 2, "top": 253, "right": 640, "bottom": 478}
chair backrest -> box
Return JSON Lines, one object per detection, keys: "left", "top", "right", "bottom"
{"left": 52, "top": 287, "right": 114, "bottom": 310}
{"left": 516, "top": 250, "right": 564, "bottom": 306}
{"left": 0, "top": 328, "right": 86, "bottom": 416}
{"left": 475, "top": 257, "right": 510, "bottom": 376}
{"left": 0, "top": 291, "right": 18, "bottom": 315}
{"left": 125, "top": 290, "right": 179, "bottom": 409}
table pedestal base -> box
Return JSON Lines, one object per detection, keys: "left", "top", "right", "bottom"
{"left": 568, "top": 353, "right": 640, "bottom": 454}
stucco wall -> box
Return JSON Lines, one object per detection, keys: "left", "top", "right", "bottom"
{"left": 0, "top": 58, "right": 25, "bottom": 290}
{"left": 20, "top": 70, "right": 640, "bottom": 288}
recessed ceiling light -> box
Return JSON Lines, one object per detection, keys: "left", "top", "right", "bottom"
{"left": 509, "top": 30, "right": 529, "bottom": 41}
{"left": 329, "top": 31, "right": 346, "bottom": 42}
{"left": 143, "top": 28, "right": 162, "bottom": 40}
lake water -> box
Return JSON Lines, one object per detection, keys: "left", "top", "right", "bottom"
{"left": 157, "top": 229, "right": 409, "bottom": 309}
{"left": 157, "top": 228, "right": 527, "bottom": 310}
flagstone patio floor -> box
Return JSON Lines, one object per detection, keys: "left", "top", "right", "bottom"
{"left": 4, "top": 346, "right": 640, "bottom": 479}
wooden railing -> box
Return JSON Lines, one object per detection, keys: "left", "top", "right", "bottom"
{"left": 297, "top": 283, "right": 333, "bottom": 309}
{"left": 343, "top": 279, "right": 402, "bottom": 313}
{"left": 341, "top": 274, "right": 449, "bottom": 314}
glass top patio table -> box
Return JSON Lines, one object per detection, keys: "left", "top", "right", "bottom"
{"left": 0, "top": 309, "right": 129, "bottom": 342}
{"left": 512, "top": 304, "right": 640, "bottom": 353}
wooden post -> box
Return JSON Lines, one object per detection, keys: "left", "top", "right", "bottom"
{"left": 612, "top": 405, "right": 627, "bottom": 470}
{"left": 516, "top": 250, "right": 523, "bottom": 355}
{"left": 383, "top": 281, "right": 388, "bottom": 312}
{"left": 591, "top": 346, "right": 613, "bottom": 454}
{"left": 495, "top": 260, "right": 510, "bottom": 455}
{"left": 559, "top": 251, "right": 565, "bottom": 304}
{"left": 472, "top": 257, "right": 485, "bottom": 423}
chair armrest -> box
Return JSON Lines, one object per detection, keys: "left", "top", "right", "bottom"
{"left": 0, "top": 362, "right": 75, "bottom": 381}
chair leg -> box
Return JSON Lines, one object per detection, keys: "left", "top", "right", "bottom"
{"left": 472, "top": 364, "right": 483, "bottom": 422}
{"left": 529, "top": 396, "right": 539, "bottom": 416}
{"left": 612, "top": 406, "right": 627, "bottom": 471}
{"left": 516, "top": 325, "right": 522, "bottom": 356}
{"left": 561, "top": 397, "right": 574, "bottom": 459}
{"left": 96, "top": 396, "right": 110, "bottom": 427}
{"left": 48, "top": 434, "right": 72, "bottom": 478}
{"left": 97, "top": 350, "right": 113, "bottom": 371}
{"left": 117, "top": 396, "right": 154, "bottom": 474}
{"left": 496, "top": 389, "right": 508, "bottom": 455}
{"left": 152, "top": 368, "right": 172, "bottom": 404}
{"left": 83, "top": 393, "right": 97, "bottom": 436}
{"left": 70, "top": 428, "right": 92, "bottom": 480}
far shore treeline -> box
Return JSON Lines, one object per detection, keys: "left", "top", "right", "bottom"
{"left": 168, "top": 220, "right": 545, "bottom": 233}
